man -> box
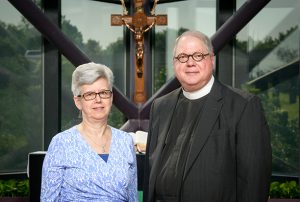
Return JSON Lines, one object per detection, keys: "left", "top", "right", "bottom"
{"left": 144, "top": 30, "right": 272, "bottom": 202}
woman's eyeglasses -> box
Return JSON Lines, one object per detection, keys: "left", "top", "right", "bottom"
{"left": 77, "top": 90, "right": 112, "bottom": 101}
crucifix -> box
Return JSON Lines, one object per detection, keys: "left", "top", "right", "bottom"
{"left": 111, "top": 0, "right": 167, "bottom": 103}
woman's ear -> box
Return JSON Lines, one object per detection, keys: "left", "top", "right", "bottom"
{"left": 73, "top": 96, "right": 82, "bottom": 110}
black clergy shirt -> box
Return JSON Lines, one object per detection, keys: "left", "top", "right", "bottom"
{"left": 155, "top": 92, "right": 207, "bottom": 201}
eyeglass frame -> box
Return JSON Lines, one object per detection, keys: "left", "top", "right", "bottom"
{"left": 77, "top": 90, "right": 113, "bottom": 101}
{"left": 173, "top": 52, "right": 210, "bottom": 63}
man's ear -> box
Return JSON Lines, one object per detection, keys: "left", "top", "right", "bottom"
{"left": 73, "top": 96, "right": 82, "bottom": 110}
{"left": 210, "top": 54, "right": 215, "bottom": 66}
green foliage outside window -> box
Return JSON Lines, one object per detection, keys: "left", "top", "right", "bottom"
{"left": 270, "top": 181, "right": 300, "bottom": 199}
{"left": 0, "top": 179, "right": 29, "bottom": 197}
{"left": 0, "top": 19, "right": 43, "bottom": 172}
{"left": 244, "top": 77, "right": 299, "bottom": 175}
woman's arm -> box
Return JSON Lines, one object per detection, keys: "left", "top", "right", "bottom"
{"left": 127, "top": 136, "right": 139, "bottom": 202}
{"left": 40, "top": 136, "right": 65, "bottom": 202}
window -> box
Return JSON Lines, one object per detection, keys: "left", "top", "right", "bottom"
{"left": 0, "top": 0, "right": 43, "bottom": 172}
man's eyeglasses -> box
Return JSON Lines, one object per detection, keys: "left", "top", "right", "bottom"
{"left": 174, "top": 52, "right": 210, "bottom": 63}
{"left": 77, "top": 90, "right": 113, "bottom": 101}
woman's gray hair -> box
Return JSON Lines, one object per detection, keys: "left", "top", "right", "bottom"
{"left": 71, "top": 62, "right": 114, "bottom": 96}
{"left": 173, "top": 30, "right": 214, "bottom": 57}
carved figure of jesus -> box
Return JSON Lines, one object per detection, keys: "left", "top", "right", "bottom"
{"left": 111, "top": 0, "right": 167, "bottom": 103}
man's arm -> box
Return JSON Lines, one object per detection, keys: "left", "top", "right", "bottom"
{"left": 236, "top": 96, "right": 272, "bottom": 202}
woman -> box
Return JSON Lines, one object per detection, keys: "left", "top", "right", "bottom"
{"left": 41, "top": 62, "right": 138, "bottom": 202}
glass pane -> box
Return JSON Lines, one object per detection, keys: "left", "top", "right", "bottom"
{"left": 0, "top": 1, "right": 43, "bottom": 172}
{"left": 236, "top": 0, "right": 299, "bottom": 176}
{"left": 153, "top": 0, "right": 216, "bottom": 92}
{"left": 61, "top": 0, "right": 126, "bottom": 129}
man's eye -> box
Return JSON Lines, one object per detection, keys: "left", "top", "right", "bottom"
{"left": 193, "top": 53, "right": 203, "bottom": 59}
{"left": 178, "top": 55, "right": 187, "bottom": 59}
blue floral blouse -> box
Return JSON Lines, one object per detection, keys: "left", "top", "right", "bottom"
{"left": 40, "top": 126, "right": 138, "bottom": 202}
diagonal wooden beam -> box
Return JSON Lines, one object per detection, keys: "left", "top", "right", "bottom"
{"left": 8, "top": 0, "right": 139, "bottom": 119}
{"left": 211, "top": 0, "right": 271, "bottom": 53}
{"left": 8, "top": 0, "right": 90, "bottom": 66}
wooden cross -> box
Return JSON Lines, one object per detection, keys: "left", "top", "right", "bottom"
{"left": 111, "top": 0, "right": 167, "bottom": 103}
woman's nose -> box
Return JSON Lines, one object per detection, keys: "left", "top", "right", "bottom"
{"left": 95, "top": 93, "right": 102, "bottom": 102}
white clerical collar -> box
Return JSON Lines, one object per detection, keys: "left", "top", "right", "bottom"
{"left": 182, "top": 76, "right": 214, "bottom": 100}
